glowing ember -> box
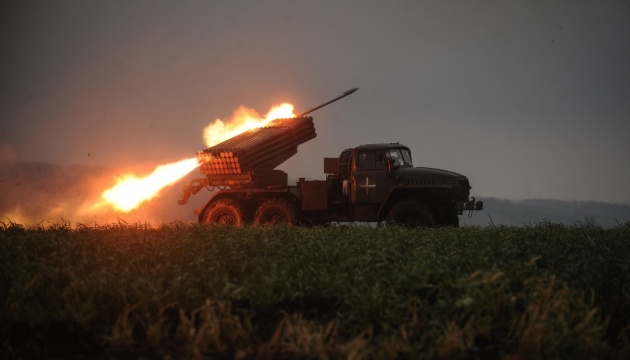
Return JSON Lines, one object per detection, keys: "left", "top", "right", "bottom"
{"left": 203, "top": 103, "right": 295, "bottom": 147}
{"left": 100, "top": 102, "right": 296, "bottom": 213}
{"left": 102, "top": 158, "right": 199, "bottom": 212}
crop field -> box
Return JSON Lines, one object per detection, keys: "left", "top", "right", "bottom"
{"left": 1, "top": 222, "right": 629, "bottom": 359}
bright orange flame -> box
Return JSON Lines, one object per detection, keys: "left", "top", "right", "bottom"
{"left": 203, "top": 103, "right": 295, "bottom": 147}
{"left": 99, "top": 102, "right": 296, "bottom": 213}
{"left": 102, "top": 158, "right": 199, "bottom": 212}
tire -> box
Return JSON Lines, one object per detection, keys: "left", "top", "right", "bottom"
{"left": 202, "top": 199, "right": 247, "bottom": 225}
{"left": 386, "top": 200, "right": 435, "bottom": 228}
{"left": 254, "top": 198, "right": 299, "bottom": 225}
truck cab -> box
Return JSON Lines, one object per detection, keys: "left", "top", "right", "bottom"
{"left": 319, "top": 143, "right": 483, "bottom": 226}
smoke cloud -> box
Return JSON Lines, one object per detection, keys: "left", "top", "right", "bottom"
{"left": 0, "top": 162, "right": 199, "bottom": 226}
{"left": 0, "top": 144, "right": 16, "bottom": 165}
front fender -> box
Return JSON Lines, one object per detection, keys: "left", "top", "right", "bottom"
{"left": 376, "top": 185, "right": 453, "bottom": 221}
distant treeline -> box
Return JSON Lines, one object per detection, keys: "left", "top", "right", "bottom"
{"left": 463, "top": 197, "right": 630, "bottom": 228}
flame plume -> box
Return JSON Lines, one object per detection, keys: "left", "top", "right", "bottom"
{"left": 100, "top": 102, "right": 296, "bottom": 213}
{"left": 101, "top": 158, "right": 200, "bottom": 212}
{"left": 203, "top": 103, "right": 294, "bottom": 147}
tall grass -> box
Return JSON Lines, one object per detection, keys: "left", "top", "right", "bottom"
{"left": 1, "top": 222, "right": 629, "bottom": 358}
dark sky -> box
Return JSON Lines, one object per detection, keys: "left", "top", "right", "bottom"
{"left": 2, "top": 0, "right": 629, "bottom": 204}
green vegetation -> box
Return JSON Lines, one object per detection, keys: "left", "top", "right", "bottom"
{"left": 1, "top": 222, "right": 629, "bottom": 359}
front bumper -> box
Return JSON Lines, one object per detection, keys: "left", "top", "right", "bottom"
{"left": 456, "top": 197, "right": 484, "bottom": 211}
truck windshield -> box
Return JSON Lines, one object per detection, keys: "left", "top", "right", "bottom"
{"left": 386, "top": 148, "right": 413, "bottom": 167}
{"left": 401, "top": 148, "right": 413, "bottom": 166}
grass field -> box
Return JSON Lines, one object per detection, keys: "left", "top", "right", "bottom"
{"left": 1, "top": 222, "right": 629, "bottom": 359}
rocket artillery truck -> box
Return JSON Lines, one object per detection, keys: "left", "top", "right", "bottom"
{"left": 179, "top": 88, "right": 483, "bottom": 227}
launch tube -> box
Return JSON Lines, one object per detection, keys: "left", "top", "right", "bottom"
{"left": 297, "top": 88, "right": 358, "bottom": 117}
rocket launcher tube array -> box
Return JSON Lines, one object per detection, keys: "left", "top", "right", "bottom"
{"left": 179, "top": 88, "right": 356, "bottom": 204}
{"left": 197, "top": 116, "right": 316, "bottom": 176}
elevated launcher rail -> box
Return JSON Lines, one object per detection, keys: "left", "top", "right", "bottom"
{"left": 179, "top": 88, "right": 358, "bottom": 205}
{"left": 197, "top": 116, "right": 316, "bottom": 181}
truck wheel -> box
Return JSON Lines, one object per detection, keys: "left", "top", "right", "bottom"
{"left": 203, "top": 199, "right": 247, "bottom": 225}
{"left": 386, "top": 200, "right": 434, "bottom": 228}
{"left": 254, "top": 198, "right": 299, "bottom": 225}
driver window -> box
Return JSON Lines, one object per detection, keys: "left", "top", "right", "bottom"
{"left": 386, "top": 149, "right": 403, "bottom": 166}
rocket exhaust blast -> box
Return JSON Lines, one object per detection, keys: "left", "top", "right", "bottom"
{"left": 297, "top": 88, "right": 358, "bottom": 117}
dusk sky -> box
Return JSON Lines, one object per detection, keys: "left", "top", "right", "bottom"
{"left": 2, "top": 0, "right": 629, "bottom": 214}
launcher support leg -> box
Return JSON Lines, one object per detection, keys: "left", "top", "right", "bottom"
{"left": 178, "top": 178, "right": 210, "bottom": 205}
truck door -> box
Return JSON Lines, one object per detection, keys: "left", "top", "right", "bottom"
{"left": 351, "top": 150, "right": 388, "bottom": 206}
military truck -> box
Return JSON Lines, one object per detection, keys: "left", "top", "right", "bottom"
{"left": 179, "top": 89, "right": 483, "bottom": 226}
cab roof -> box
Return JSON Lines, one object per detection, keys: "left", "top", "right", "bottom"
{"left": 353, "top": 143, "right": 409, "bottom": 150}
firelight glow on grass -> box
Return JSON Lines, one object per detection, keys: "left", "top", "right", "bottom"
{"left": 2, "top": 224, "right": 628, "bottom": 358}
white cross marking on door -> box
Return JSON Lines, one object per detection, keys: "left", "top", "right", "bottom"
{"left": 359, "top": 177, "right": 376, "bottom": 195}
